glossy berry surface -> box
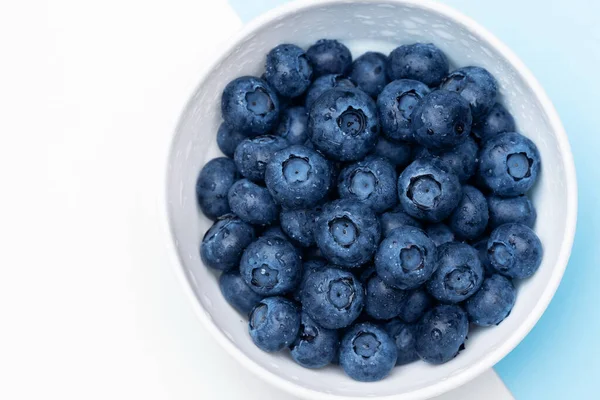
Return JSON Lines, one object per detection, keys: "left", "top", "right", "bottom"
{"left": 275, "top": 106, "right": 309, "bottom": 145}
{"left": 228, "top": 179, "right": 279, "bottom": 226}
{"left": 265, "top": 44, "right": 313, "bottom": 98}
{"left": 217, "top": 122, "right": 247, "bottom": 158}
{"left": 472, "top": 102, "right": 516, "bottom": 142}
{"left": 339, "top": 322, "right": 398, "bottom": 382}
{"left": 279, "top": 207, "right": 320, "bottom": 248}
{"left": 249, "top": 297, "right": 300, "bottom": 352}
{"left": 379, "top": 206, "right": 423, "bottom": 237}
{"left": 304, "top": 74, "right": 356, "bottom": 111}
{"left": 387, "top": 43, "right": 449, "bottom": 87}
{"left": 363, "top": 268, "right": 407, "bottom": 320}
{"left": 487, "top": 223, "right": 542, "bottom": 279}
{"left": 234, "top": 135, "right": 288, "bottom": 182}
{"left": 200, "top": 214, "right": 255, "bottom": 271}
{"left": 415, "top": 304, "right": 469, "bottom": 364}
{"left": 221, "top": 76, "right": 280, "bottom": 135}
{"left": 290, "top": 313, "right": 339, "bottom": 369}
{"left": 306, "top": 39, "right": 352, "bottom": 77}
{"left": 465, "top": 274, "right": 516, "bottom": 326}
{"left": 239, "top": 235, "right": 302, "bottom": 296}
{"left": 448, "top": 185, "right": 489, "bottom": 240}
{"left": 441, "top": 66, "right": 498, "bottom": 119}
{"left": 196, "top": 157, "right": 238, "bottom": 220}
{"left": 383, "top": 319, "right": 419, "bottom": 365}
{"left": 488, "top": 195, "right": 537, "bottom": 230}
{"left": 219, "top": 270, "right": 264, "bottom": 315}
{"left": 349, "top": 51, "right": 389, "bottom": 97}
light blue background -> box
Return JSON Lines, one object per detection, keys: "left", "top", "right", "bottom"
{"left": 228, "top": 1, "right": 600, "bottom": 398}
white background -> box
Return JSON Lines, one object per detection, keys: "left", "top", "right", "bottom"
{"left": 0, "top": 1, "right": 511, "bottom": 398}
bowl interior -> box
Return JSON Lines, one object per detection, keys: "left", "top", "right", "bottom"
{"left": 167, "top": 1, "right": 571, "bottom": 397}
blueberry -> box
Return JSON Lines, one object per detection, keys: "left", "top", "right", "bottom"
{"left": 377, "top": 79, "right": 431, "bottom": 142}
{"left": 415, "top": 304, "right": 468, "bottom": 364}
{"left": 262, "top": 225, "right": 288, "bottom": 240}
{"left": 239, "top": 235, "right": 302, "bottom": 296}
{"left": 487, "top": 223, "right": 542, "bottom": 279}
{"left": 313, "top": 199, "right": 381, "bottom": 268}
{"left": 473, "top": 237, "right": 495, "bottom": 277}
{"left": 234, "top": 135, "right": 289, "bottom": 182}
{"left": 248, "top": 297, "right": 300, "bottom": 352}
{"left": 411, "top": 90, "right": 473, "bottom": 150}
{"left": 264, "top": 145, "right": 332, "bottom": 209}
{"left": 427, "top": 242, "right": 484, "bottom": 303}
{"left": 387, "top": 43, "right": 449, "bottom": 87}
{"left": 397, "top": 288, "right": 435, "bottom": 323}
{"left": 265, "top": 44, "right": 313, "bottom": 98}
{"left": 472, "top": 103, "right": 516, "bottom": 142}
{"left": 413, "top": 136, "right": 479, "bottom": 182}
{"left": 478, "top": 132, "right": 541, "bottom": 196}
{"left": 448, "top": 185, "right": 489, "bottom": 240}
{"left": 306, "top": 39, "right": 352, "bottom": 77}
{"left": 280, "top": 207, "right": 320, "bottom": 247}
{"left": 304, "top": 74, "right": 356, "bottom": 111}
{"left": 441, "top": 66, "right": 498, "bottom": 119}
{"left": 200, "top": 214, "right": 255, "bottom": 271}
{"left": 488, "top": 195, "right": 537, "bottom": 230}
{"left": 275, "top": 106, "right": 309, "bottom": 145}
{"left": 293, "top": 257, "right": 328, "bottom": 302}
{"left": 383, "top": 319, "right": 419, "bottom": 365}
{"left": 302, "top": 267, "right": 364, "bottom": 329}
{"left": 425, "top": 223, "right": 455, "bottom": 246}
{"left": 349, "top": 52, "right": 389, "bottom": 97}
{"left": 372, "top": 136, "right": 412, "bottom": 168}
{"left": 219, "top": 270, "right": 264, "bottom": 315}
{"left": 379, "top": 206, "right": 423, "bottom": 237}
{"left": 217, "top": 122, "right": 247, "bottom": 158}
{"left": 375, "top": 226, "right": 437, "bottom": 289}
{"left": 339, "top": 322, "right": 397, "bottom": 382}
{"left": 337, "top": 157, "right": 398, "bottom": 213}
{"left": 398, "top": 157, "right": 462, "bottom": 222}
{"left": 196, "top": 157, "right": 238, "bottom": 220}
{"left": 221, "top": 76, "right": 280, "bottom": 136}
{"left": 308, "top": 88, "right": 380, "bottom": 162}
{"left": 290, "top": 313, "right": 339, "bottom": 368}
{"left": 465, "top": 274, "right": 516, "bottom": 326}
{"left": 363, "top": 268, "right": 407, "bottom": 320}
{"left": 228, "top": 179, "right": 279, "bottom": 226}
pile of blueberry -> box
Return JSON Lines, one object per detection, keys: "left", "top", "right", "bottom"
{"left": 197, "top": 39, "right": 543, "bottom": 382}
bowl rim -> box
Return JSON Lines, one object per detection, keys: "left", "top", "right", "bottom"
{"left": 163, "top": 0, "right": 578, "bottom": 398}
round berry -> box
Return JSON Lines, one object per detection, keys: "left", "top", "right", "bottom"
{"left": 372, "top": 136, "right": 412, "bottom": 168}
{"left": 349, "top": 51, "right": 389, "bottom": 97}
{"left": 397, "top": 288, "right": 435, "bottom": 323}
{"left": 265, "top": 44, "right": 313, "bottom": 98}
{"left": 413, "top": 136, "right": 479, "bottom": 182}
{"left": 487, "top": 223, "right": 542, "bottom": 279}
{"left": 274, "top": 106, "right": 309, "bottom": 145}
{"left": 383, "top": 319, "right": 419, "bottom": 365}
{"left": 196, "top": 157, "right": 238, "bottom": 220}
{"left": 425, "top": 223, "right": 455, "bottom": 247}
{"left": 472, "top": 102, "right": 516, "bottom": 142}
{"left": 379, "top": 206, "right": 423, "bottom": 237}
{"left": 279, "top": 207, "right": 320, "bottom": 248}
{"left": 306, "top": 39, "right": 352, "bottom": 77}
{"left": 248, "top": 297, "right": 300, "bottom": 352}
{"left": 441, "top": 66, "right": 498, "bottom": 119}
{"left": 200, "top": 214, "right": 255, "bottom": 271}
{"left": 448, "top": 185, "right": 489, "bottom": 240}
{"left": 290, "top": 313, "right": 339, "bottom": 368}
{"left": 219, "top": 270, "right": 264, "bottom": 315}
{"left": 465, "top": 274, "right": 516, "bottom": 326}
{"left": 234, "top": 135, "right": 289, "bottom": 182}
{"left": 228, "top": 179, "right": 279, "bottom": 226}
{"left": 305, "top": 74, "right": 356, "bottom": 111}
{"left": 488, "top": 195, "right": 537, "bottom": 230}
{"left": 416, "top": 304, "right": 468, "bottom": 364}
{"left": 387, "top": 43, "right": 449, "bottom": 87}
{"left": 217, "top": 122, "right": 247, "bottom": 158}
{"left": 363, "top": 269, "right": 407, "bottom": 320}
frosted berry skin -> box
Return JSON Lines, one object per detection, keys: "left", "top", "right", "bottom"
{"left": 472, "top": 102, "right": 516, "bottom": 142}
{"left": 265, "top": 44, "right": 313, "bottom": 98}
{"left": 425, "top": 223, "right": 455, "bottom": 247}
{"left": 248, "top": 297, "right": 300, "bottom": 352}
{"left": 304, "top": 74, "right": 356, "bottom": 111}
{"left": 448, "top": 185, "right": 489, "bottom": 241}
{"left": 379, "top": 206, "right": 423, "bottom": 237}
{"left": 397, "top": 157, "right": 462, "bottom": 223}
{"left": 217, "top": 123, "right": 247, "bottom": 158}
{"left": 397, "top": 288, "right": 435, "bottom": 323}
{"left": 415, "top": 304, "right": 469, "bottom": 364}
{"left": 349, "top": 51, "right": 389, "bottom": 98}
{"left": 478, "top": 132, "right": 541, "bottom": 196}
{"left": 441, "top": 66, "right": 498, "bottom": 119}
{"left": 228, "top": 179, "right": 279, "bottom": 226}
{"left": 337, "top": 157, "right": 398, "bottom": 213}
{"left": 239, "top": 235, "right": 302, "bottom": 296}
{"left": 465, "top": 274, "right": 516, "bottom": 326}
{"left": 339, "top": 322, "right": 398, "bottom": 382}
{"left": 279, "top": 207, "right": 320, "bottom": 248}
{"left": 290, "top": 313, "right": 339, "bottom": 369}
{"left": 306, "top": 39, "right": 352, "bottom": 77}
{"left": 274, "top": 106, "right": 309, "bottom": 145}
{"left": 200, "top": 214, "right": 255, "bottom": 271}
{"left": 363, "top": 268, "right": 407, "bottom": 320}
{"left": 313, "top": 199, "right": 381, "bottom": 268}
{"left": 375, "top": 226, "right": 438, "bottom": 290}
{"left": 195, "top": 157, "right": 238, "bottom": 220}
{"left": 413, "top": 136, "right": 479, "bottom": 183}
{"left": 487, "top": 223, "right": 543, "bottom": 279}
{"left": 387, "top": 43, "right": 449, "bottom": 87}
{"left": 411, "top": 90, "right": 473, "bottom": 150}
{"left": 383, "top": 319, "right": 419, "bottom": 365}
{"left": 219, "top": 270, "right": 264, "bottom": 315}
{"left": 488, "top": 195, "right": 537, "bottom": 230}
{"left": 308, "top": 88, "right": 380, "bottom": 162}
{"left": 372, "top": 136, "right": 412, "bottom": 168}
{"left": 377, "top": 79, "right": 431, "bottom": 143}
{"left": 264, "top": 145, "right": 333, "bottom": 210}
{"left": 301, "top": 267, "right": 365, "bottom": 329}
{"left": 221, "top": 76, "right": 280, "bottom": 136}
{"left": 427, "top": 242, "right": 485, "bottom": 304}
{"left": 234, "top": 135, "right": 289, "bottom": 182}
{"left": 293, "top": 258, "right": 328, "bottom": 303}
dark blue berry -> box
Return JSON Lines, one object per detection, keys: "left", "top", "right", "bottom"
{"left": 221, "top": 76, "right": 280, "bottom": 136}
{"left": 280, "top": 207, "right": 320, "bottom": 247}
{"left": 275, "top": 106, "right": 309, "bottom": 145}
{"left": 219, "top": 270, "right": 264, "bottom": 315}
{"left": 416, "top": 304, "right": 468, "bottom": 364}
{"left": 363, "top": 268, "right": 407, "bottom": 320}
{"left": 448, "top": 185, "right": 489, "bottom": 240}
{"left": 304, "top": 74, "right": 356, "bottom": 111}
{"left": 387, "top": 43, "right": 449, "bottom": 87}
{"left": 472, "top": 103, "right": 516, "bottom": 142}
{"left": 372, "top": 136, "right": 412, "bottom": 168}
{"left": 228, "top": 179, "right": 279, "bottom": 226}
{"left": 196, "top": 157, "right": 238, "bottom": 220}
{"left": 306, "top": 39, "right": 352, "bottom": 77}
{"left": 397, "top": 288, "right": 435, "bottom": 323}
{"left": 413, "top": 136, "right": 479, "bottom": 182}
{"left": 487, "top": 223, "right": 542, "bottom": 279}
{"left": 441, "top": 66, "right": 498, "bottom": 119}
{"left": 234, "top": 135, "right": 289, "bottom": 182}
{"left": 379, "top": 206, "right": 423, "bottom": 237}
{"left": 488, "top": 195, "right": 537, "bottom": 230}
{"left": 290, "top": 313, "right": 339, "bottom": 368}
{"left": 217, "top": 122, "right": 247, "bottom": 158}
{"left": 249, "top": 297, "right": 300, "bottom": 352}
{"left": 383, "top": 319, "right": 419, "bottom": 365}
{"left": 426, "top": 223, "right": 455, "bottom": 246}
{"left": 349, "top": 52, "right": 389, "bottom": 97}
{"left": 265, "top": 44, "right": 313, "bottom": 98}
{"left": 200, "top": 214, "right": 255, "bottom": 271}
{"left": 465, "top": 274, "right": 516, "bottom": 326}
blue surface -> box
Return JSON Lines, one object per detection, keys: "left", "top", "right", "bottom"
{"left": 228, "top": 1, "right": 600, "bottom": 398}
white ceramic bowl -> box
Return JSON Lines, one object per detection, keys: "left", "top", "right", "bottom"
{"left": 165, "top": 0, "right": 577, "bottom": 398}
